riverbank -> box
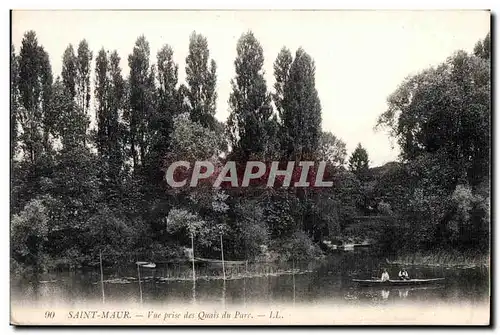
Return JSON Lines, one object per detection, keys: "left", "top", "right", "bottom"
{"left": 386, "top": 251, "right": 489, "bottom": 268}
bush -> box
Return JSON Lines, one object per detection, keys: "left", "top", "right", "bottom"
{"left": 11, "top": 197, "right": 50, "bottom": 267}
{"left": 271, "top": 231, "right": 324, "bottom": 262}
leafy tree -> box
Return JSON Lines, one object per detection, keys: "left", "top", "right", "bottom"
{"left": 43, "top": 146, "right": 102, "bottom": 255}
{"left": 60, "top": 40, "right": 92, "bottom": 148}
{"left": 348, "top": 143, "right": 369, "bottom": 176}
{"left": 377, "top": 48, "right": 490, "bottom": 187}
{"left": 76, "top": 40, "right": 92, "bottom": 116}
{"left": 374, "top": 33, "right": 491, "bottom": 252}
{"left": 316, "top": 131, "right": 347, "bottom": 166}
{"left": 51, "top": 78, "right": 85, "bottom": 148}
{"left": 276, "top": 231, "right": 323, "bottom": 262}
{"left": 125, "top": 35, "right": 156, "bottom": 170}
{"left": 231, "top": 197, "right": 269, "bottom": 259}
{"left": 12, "top": 29, "right": 492, "bottom": 273}
{"left": 59, "top": 42, "right": 90, "bottom": 148}
{"left": 272, "top": 47, "right": 293, "bottom": 122}
{"left": 17, "top": 31, "right": 54, "bottom": 163}
{"left": 95, "top": 49, "right": 126, "bottom": 188}
{"left": 11, "top": 45, "right": 19, "bottom": 159}
{"left": 331, "top": 168, "right": 363, "bottom": 228}
{"left": 144, "top": 44, "right": 181, "bottom": 183}
{"left": 11, "top": 197, "right": 50, "bottom": 267}
{"left": 371, "top": 162, "right": 407, "bottom": 212}
{"left": 264, "top": 191, "right": 302, "bottom": 238}
{"left": 281, "top": 48, "right": 322, "bottom": 160}
{"left": 262, "top": 114, "right": 282, "bottom": 160}
{"left": 107, "top": 51, "right": 126, "bottom": 184}
{"left": 184, "top": 32, "right": 217, "bottom": 129}
{"left": 169, "top": 113, "right": 220, "bottom": 162}
{"left": 213, "top": 119, "right": 229, "bottom": 153}
{"left": 84, "top": 206, "right": 137, "bottom": 257}
{"left": 473, "top": 32, "right": 490, "bottom": 60}
{"left": 95, "top": 49, "right": 109, "bottom": 157}
{"left": 227, "top": 31, "right": 274, "bottom": 160}
{"left": 61, "top": 44, "right": 77, "bottom": 99}
{"left": 449, "top": 184, "right": 475, "bottom": 242}
{"left": 314, "top": 191, "right": 341, "bottom": 238}
{"left": 166, "top": 208, "right": 206, "bottom": 267}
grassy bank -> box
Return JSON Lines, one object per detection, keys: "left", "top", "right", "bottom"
{"left": 387, "top": 250, "right": 489, "bottom": 268}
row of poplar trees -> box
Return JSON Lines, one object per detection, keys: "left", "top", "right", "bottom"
{"left": 11, "top": 31, "right": 326, "bottom": 178}
{"left": 11, "top": 30, "right": 345, "bottom": 269}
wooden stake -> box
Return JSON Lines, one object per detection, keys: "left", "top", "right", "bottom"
{"left": 222, "top": 276, "right": 226, "bottom": 309}
{"left": 191, "top": 233, "right": 196, "bottom": 283}
{"left": 191, "top": 233, "right": 196, "bottom": 304}
{"left": 137, "top": 263, "right": 143, "bottom": 304}
{"left": 220, "top": 233, "right": 226, "bottom": 281}
{"left": 99, "top": 250, "right": 105, "bottom": 304}
{"left": 292, "top": 258, "right": 296, "bottom": 307}
{"left": 243, "top": 260, "right": 248, "bottom": 307}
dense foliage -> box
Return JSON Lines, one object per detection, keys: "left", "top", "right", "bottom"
{"left": 375, "top": 32, "right": 491, "bottom": 253}
{"left": 10, "top": 30, "right": 490, "bottom": 272}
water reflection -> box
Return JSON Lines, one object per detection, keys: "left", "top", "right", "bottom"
{"left": 137, "top": 263, "right": 143, "bottom": 305}
{"left": 398, "top": 289, "right": 409, "bottom": 299}
{"left": 11, "top": 251, "right": 489, "bottom": 308}
{"left": 192, "top": 279, "right": 196, "bottom": 305}
{"left": 222, "top": 279, "right": 226, "bottom": 309}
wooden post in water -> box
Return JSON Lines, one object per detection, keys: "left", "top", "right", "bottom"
{"left": 137, "top": 263, "right": 143, "bottom": 305}
{"left": 222, "top": 276, "right": 226, "bottom": 309}
{"left": 191, "top": 233, "right": 196, "bottom": 282}
{"left": 220, "top": 233, "right": 226, "bottom": 281}
{"left": 243, "top": 260, "right": 248, "bottom": 307}
{"left": 191, "top": 233, "right": 196, "bottom": 304}
{"left": 292, "top": 258, "right": 296, "bottom": 307}
{"left": 99, "top": 250, "right": 105, "bottom": 304}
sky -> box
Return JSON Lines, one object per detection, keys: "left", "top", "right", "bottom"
{"left": 11, "top": 10, "right": 490, "bottom": 166}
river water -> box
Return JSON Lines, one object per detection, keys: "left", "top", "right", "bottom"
{"left": 11, "top": 249, "right": 489, "bottom": 309}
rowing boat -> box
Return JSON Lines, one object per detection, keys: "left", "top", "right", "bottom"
{"left": 352, "top": 278, "right": 445, "bottom": 287}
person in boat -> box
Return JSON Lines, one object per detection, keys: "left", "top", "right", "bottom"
{"left": 398, "top": 268, "right": 409, "bottom": 280}
{"left": 380, "top": 269, "right": 390, "bottom": 282}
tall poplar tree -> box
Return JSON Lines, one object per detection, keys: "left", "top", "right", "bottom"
{"left": 281, "top": 48, "right": 322, "bottom": 160}
{"left": 272, "top": 47, "right": 293, "bottom": 121}
{"left": 76, "top": 40, "right": 92, "bottom": 118}
{"left": 17, "top": 31, "right": 54, "bottom": 163}
{"left": 184, "top": 32, "right": 217, "bottom": 129}
{"left": 95, "top": 49, "right": 125, "bottom": 187}
{"left": 107, "top": 51, "right": 126, "bottom": 182}
{"left": 94, "top": 49, "right": 109, "bottom": 158}
{"left": 227, "top": 31, "right": 274, "bottom": 160}
{"left": 125, "top": 35, "right": 156, "bottom": 170}
{"left": 59, "top": 42, "right": 89, "bottom": 148}
{"left": 11, "top": 45, "right": 19, "bottom": 160}
{"left": 145, "top": 44, "right": 180, "bottom": 182}
{"left": 61, "top": 44, "right": 77, "bottom": 99}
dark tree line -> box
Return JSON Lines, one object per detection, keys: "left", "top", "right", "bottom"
{"left": 375, "top": 32, "right": 491, "bottom": 253}
{"left": 10, "top": 30, "right": 490, "bottom": 273}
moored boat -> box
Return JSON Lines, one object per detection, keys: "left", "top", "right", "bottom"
{"left": 140, "top": 262, "right": 157, "bottom": 268}
{"left": 352, "top": 278, "right": 445, "bottom": 287}
{"left": 135, "top": 261, "right": 156, "bottom": 268}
